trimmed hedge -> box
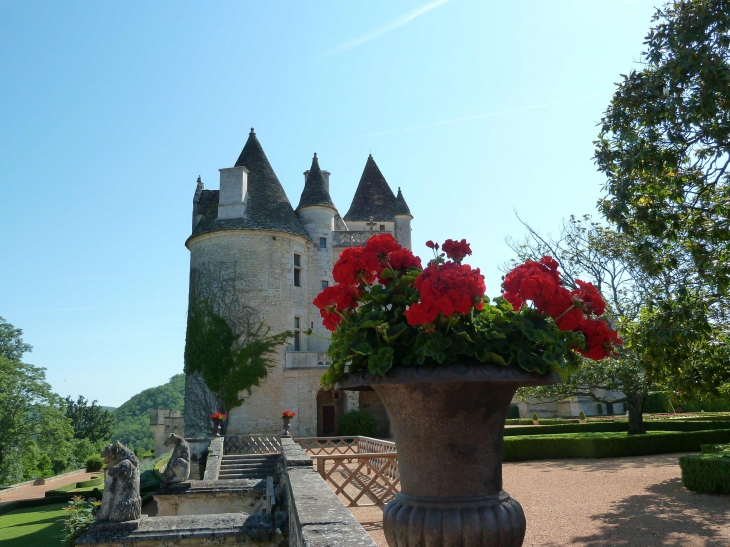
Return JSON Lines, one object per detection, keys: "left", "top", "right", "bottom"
{"left": 505, "top": 418, "right": 580, "bottom": 426}
{"left": 0, "top": 497, "right": 67, "bottom": 516}
{"left": 75, "top": 476, "right": 103, "bottom": 489}
{"left": 679, "top": 452, "right": 730, "bottom": 494}
{"left": 340, "top": 411, "right": 377, "bottom": 437}
{"left": 502, "top": 429, "right": 730, "bottom": 461}
{"left": 502, "top": 420, "right": 730, "bottom": 437}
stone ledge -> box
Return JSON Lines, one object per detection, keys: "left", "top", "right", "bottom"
{"left": 281, "top": 438, "right": 313, "bottom": 468}
{"left": 286, "top": 466, "right": 377, "bottom": 547}
{"left": 76, "top": 513, "right": 282, "bottom": 545}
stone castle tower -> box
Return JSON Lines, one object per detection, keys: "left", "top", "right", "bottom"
{"left": 184, "top": 129, "right": 413, "bottom": 439}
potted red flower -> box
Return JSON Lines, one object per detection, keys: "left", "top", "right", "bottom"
{"left": 210, "top": 412, "right": 227, "bottom": 436}
{"left": 281, "top": 410, "right": 296, "bottom": 437}
{"left": 313, "top": 234, "right": 620, "bottom": 547}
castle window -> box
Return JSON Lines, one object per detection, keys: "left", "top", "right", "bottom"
{"left": 321, "top": 280, "right": 329, "bottom": 290}
{"left": 380, "top": 225, "right": 385, "bottom": 231}
{"left": 319, "top": 237, "right": 327, "bottom": 249}
{"left": 294, "top": 317, "right": 301, "bottom": 351}
{"left": 294, "top": 254, "right": 302, "bottom": 287}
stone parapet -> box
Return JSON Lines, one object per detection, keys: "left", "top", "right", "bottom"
{"left": 203, "top": 437, "right": 224, "bottom": 480}
{"left": 154, "top": 479, "right": 265, "bottom": 517}
{"left": 278, "top": 437, "right": 376, "bottom": 547}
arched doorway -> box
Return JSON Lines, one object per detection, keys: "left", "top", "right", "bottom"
{"left": 316, "top": 389, "right": 346, "bottom": 436}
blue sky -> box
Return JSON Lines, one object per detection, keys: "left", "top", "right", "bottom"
{"left": 0, "top": 1, "right": 658, "bottom": 406}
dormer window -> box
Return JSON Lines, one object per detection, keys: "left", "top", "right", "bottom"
{"left": 319, "top": 237, "right": 327, "bottom": 249}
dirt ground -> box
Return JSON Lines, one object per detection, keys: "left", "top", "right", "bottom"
{"left": 0, "top": 470, "right": 98, "bottom": 502}
{"left": 343, "top": 454, "right": 730, "bottom": 547}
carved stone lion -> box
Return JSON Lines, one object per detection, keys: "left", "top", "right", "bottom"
{"left": 162, "top": 433, "right": 191, "bottom": 484}
{"left": 96, "top": 441, "right": 141, "bottom": 522}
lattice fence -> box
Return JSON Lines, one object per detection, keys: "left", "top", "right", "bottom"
{"left": 223, "top": 435, "right": 282, "bottom": 455}
{"left": 312, "top": 453, "right": 400, "bottom": 507}
{"left": 296, "top": 436, "right": 358, "bottom": 455}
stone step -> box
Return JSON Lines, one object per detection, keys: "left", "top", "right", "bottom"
{"left": 218, "top": 472, "right": 275, "bottom": 479}
{"left": 221, "top": 455, "right": 278, "bottom": 462}
{"left": 220, "top": 460, "right": 277, "bottom": 467}
{"left": 219, "top": 462, "right": 277, "bottom": 469}
{"left": 219, "top": 467, "right": 276, "bottom": 474}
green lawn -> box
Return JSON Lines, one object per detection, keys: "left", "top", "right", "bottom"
{"left": 0, "top": 503, "right": 67, "bottom": 547}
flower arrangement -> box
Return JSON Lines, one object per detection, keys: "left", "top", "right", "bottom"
{"left": 313, "top": 234, "right": 621, "bottom": 389}
{"left": 281, "top": 410, "right": 296, "bottom": 418}
{"left": 210, "top": 412, "right": 227, "bottom": 421}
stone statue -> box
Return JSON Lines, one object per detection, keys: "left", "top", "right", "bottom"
{"left": 96, "top": 441, "right": 142, "bottom": 522}
{"left": 162, "top": 433, "right": 191, "bottom": 484}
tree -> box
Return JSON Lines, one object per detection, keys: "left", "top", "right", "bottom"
{"left": 595, "top": 0, "right": 730, "bottom": 291}
{"left": 64, "top": 395, "right": 115, "bottom": 444}
{"left": 0, "top": 356, "right": 73, "bottom": 485}
{"left": 0, "top": 316, "right": 32, "bottom": 361}
{"left": 594, "top": 0, "right": 730, "bottom": 396}
{"left": 505, "top": 215, "right": 686, "bottom": 433}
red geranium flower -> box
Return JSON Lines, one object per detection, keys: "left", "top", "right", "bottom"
{"left": 575, "top": 318, "right": 622, "bottom": 360}
{"left": 282, "top": 410, "right": 296, "bottom": 418}
{"left": 571, "top": 280, "right": 606, "bottom": 316}
{"left": 442, "top": 239, "right": 472, "bottom": 262}
{"left": 425, "top": 240, "right": 439, "bottom": 250}
{"left": 313, "top": 284, "right": 360, "bottom": 331}
{"left": 365, "top": 233, "right": 401, "bottom": 256}
{"left": 332, "top": 246, "right": 379, "bottom": 285}
{"left": 405, "top": 262, "right": 486, "bottom": 325}
{"left": 210, "top": 412, "right": 227, "bottom": 421}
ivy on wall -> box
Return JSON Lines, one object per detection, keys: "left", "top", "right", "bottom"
{"left": 184, "top": 298, "right": 291, "bottom": 410}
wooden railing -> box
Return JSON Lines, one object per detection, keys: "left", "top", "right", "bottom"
{"left": 223, "top": 435, "right": 282, "bottom": 455}
{"left": 298, "top": 436, "right": 399, "bottom": 507}
{"left": 311, "top": 453, "right": 400, "bottom": 507}
{"left": 295, "top": 436, "right": 358, "bottom": 455}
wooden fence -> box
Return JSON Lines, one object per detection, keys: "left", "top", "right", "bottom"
{"left": 299, "top": 436, "right": 399, "bottom": 507}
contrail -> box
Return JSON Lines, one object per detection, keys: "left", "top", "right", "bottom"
{"left": 328, "top": 0, "right": 450, "bottom": 54}
{"left": 403, "top": 93, "right": 606, "bottom": 131}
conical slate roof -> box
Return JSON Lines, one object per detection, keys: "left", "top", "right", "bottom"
{"left": 297, "top": 153, "right": 336, "bottom": 211}
{"left": 394, "top": 187, "right": 412, "bottom": 217}
{"left": 343, "top": 155, "right": 397, "bottom": 222}
{"left": 189, "top": 129, "right": 309, "bottom": 241}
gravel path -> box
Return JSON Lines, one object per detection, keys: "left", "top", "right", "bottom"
{"left": 0, "top": 470, "right": 98, "bottom": 502}
{"left": 346, "top": 454, "right": 730, "bottom": 547}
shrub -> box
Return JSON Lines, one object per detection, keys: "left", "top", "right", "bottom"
{"left": 503, "top": 429, "right": 730, "bottom": 462}
{"left": 507, "top": 405, "right": 520, "bottom": 419}
{"left": 62, "top": 496, "right": 100, "bottom": 546}
{"left": 532, "top": 412, "right": 539, "bottom": 423}
{"left": 579, "top": 410, "right": 586, "bottom": 421}
{"left": 85, "top": 455, "right": 103, "bottom": 472}
{"left": 339, "top": 411, "right": 377, "bottom": 437}
{"left": 643, "top": 392, "right": 671, "bottom": 414}
{"left": 679, "top": 453, "right": 730, "bottom": 494}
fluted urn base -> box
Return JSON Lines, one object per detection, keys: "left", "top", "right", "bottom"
{"left": 336, "top": 364, "right": 561, "bottom": 547}
{"left": 383, "top": 492, "right": 526, "bottom": 547}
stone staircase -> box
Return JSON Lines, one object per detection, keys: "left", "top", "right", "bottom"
{"left": 218, "top": 454, "right": 278, "bottom": 480}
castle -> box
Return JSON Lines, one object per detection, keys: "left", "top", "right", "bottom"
{"left": 182, "top": 129, "right": 413, "bottom": 440}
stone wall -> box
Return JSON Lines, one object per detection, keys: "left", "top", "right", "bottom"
{"left": 277, "top": 438, "right": 377, "bottom": 547}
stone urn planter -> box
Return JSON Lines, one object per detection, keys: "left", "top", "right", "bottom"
{"left": 212, "top": 418, "right": 223, "bottom": 436}
{"left": 337, "top": 363, "right": 560, "bottom": 547}
{"left": 282, "top": 416, "right": 292, "bottom": 437}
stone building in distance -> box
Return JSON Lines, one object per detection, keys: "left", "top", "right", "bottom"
{"left": 183, "top": 129, "right": 413, "bottom": 440}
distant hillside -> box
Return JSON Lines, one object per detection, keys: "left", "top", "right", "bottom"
{"left": 112, "top": 374, "right": 185, "bottom": 452}
{"left": 101, "top": 406, "right": 116, "bottom": 412}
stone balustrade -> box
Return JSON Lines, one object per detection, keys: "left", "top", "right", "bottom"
{"left": 332, "top": 230, "right": 392, "bottom": 248}
{"left": 284, "top": 351, "right": 331, "bottom": 369}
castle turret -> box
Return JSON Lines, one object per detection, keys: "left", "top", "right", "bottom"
{"left": 296, "top": 153, "right": 337, "bottom": 238}
{"left": 393, "top": 187, "right": 413, "bottom": 250}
